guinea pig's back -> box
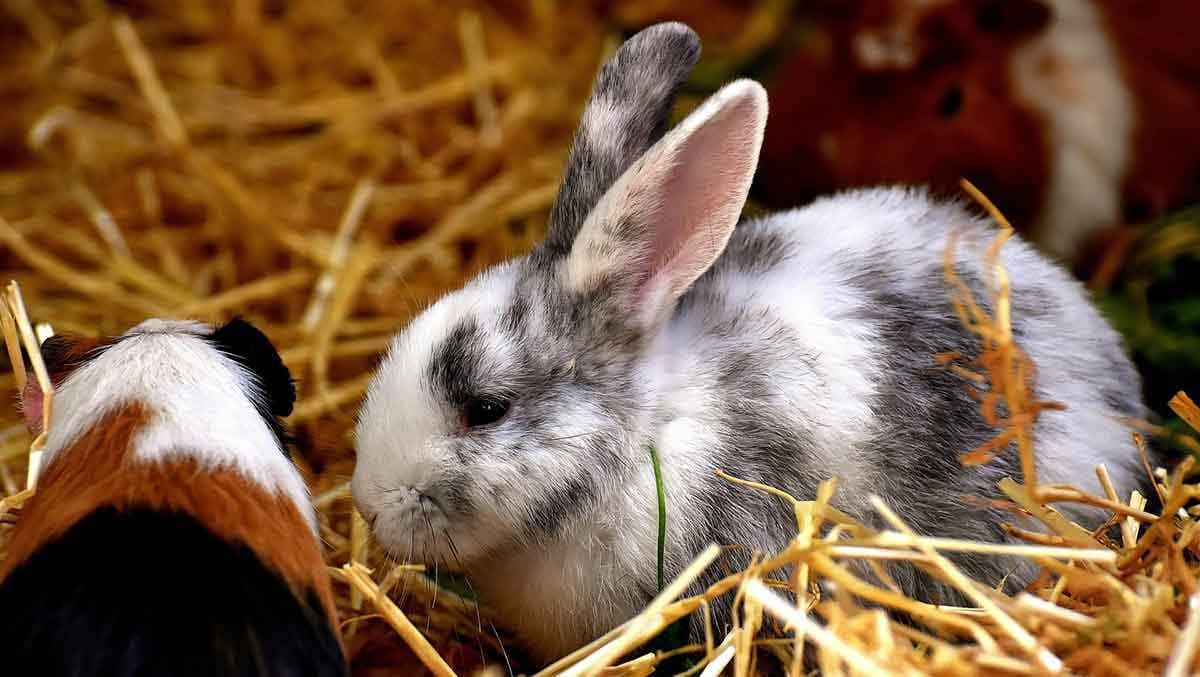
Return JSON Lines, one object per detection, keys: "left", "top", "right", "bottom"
{"left": 0, "top": 505, "right": 346, "bottom": 677}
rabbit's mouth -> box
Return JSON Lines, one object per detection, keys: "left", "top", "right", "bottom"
{"left": 366, "top": 486, "right": 448, "bottom": 556}
{"left": 363, "top": 483, "right": 511, "bottom": 569}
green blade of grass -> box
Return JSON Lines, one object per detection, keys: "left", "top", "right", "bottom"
{"left": 645, "top": 442, "right": 690, "bottom": 656}
{"left": 649, "top": 442, "right": 667, "bottom": 592}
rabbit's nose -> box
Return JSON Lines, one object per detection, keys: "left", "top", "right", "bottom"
{"left": 379, "top": 484, "right": 443, "bottom": 516}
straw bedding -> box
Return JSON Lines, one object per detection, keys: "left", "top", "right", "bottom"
{"left": 2, "top": 2, "right": 1200, "bottom": 675}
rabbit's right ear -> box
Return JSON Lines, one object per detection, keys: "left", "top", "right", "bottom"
{"left": 562, "top": 80, "right": 767, "bottom": 331}
{"left": 539, "top": 22, "right": 701, "bottom": 259}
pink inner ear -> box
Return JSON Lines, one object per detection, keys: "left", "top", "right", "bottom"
{"left": 21, "top": 379, "right": 45, "bottom": 434}
{"left": 565, "top": 80, "right": 766, "bottom": 326}
{"left": 645, "top": 90, "right": 764, "bottom": 301}
{"left": 14, "top": 333, "right": 106, "bottom": 434}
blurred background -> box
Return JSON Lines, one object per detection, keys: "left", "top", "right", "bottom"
{"left": 0, "top": 1, "right": 1197, "bottom": 673}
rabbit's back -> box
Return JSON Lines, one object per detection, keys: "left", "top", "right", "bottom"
{"left": 659, "top": 186, "right": 1146, "bottom": 598}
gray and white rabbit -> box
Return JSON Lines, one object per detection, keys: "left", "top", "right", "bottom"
{"left": 353, "top": 22, "right": 1152, "bottom": 661}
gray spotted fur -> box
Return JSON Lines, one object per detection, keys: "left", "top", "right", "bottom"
{"left": 353, "top": 22, "right": 1156, "bottom": 661}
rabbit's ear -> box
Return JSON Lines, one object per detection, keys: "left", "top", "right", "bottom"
{"left": 540, "top": 22, "right": 700, "bottom": 258}
{"left": 564, "top": 80, "right": 768, "bottom": 329}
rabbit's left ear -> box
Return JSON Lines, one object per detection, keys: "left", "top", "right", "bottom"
{"left": 564, "top": 80, "right": 768, "bottom": 330}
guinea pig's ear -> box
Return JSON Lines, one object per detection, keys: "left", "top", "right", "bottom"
{"left": 20, "top": 334, "right": 108, "bottom": 433}
{"left": 973, "top": 0, "right": 1051, "bottom": 37}
{"left": 539, "top": 22, "right": 701, "bottom": 259}
{"left": 208, "top": 318, "right": 296, "bottom": 419}
{"left": 37, "top": 334, "right": 108, "bottom": 384}
{"left": 563, "top": 79, "right": 768, "bottom": 331}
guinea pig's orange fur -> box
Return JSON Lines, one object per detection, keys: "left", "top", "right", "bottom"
{"left": 758, "top": 0, "right": 1053, "bottom": 227}
{"left": 1, "top": 403, "right": 337, "bottom": 626}
{"left": 1103, "top": 5, "right": 1200, "bottom": 222}
{"left": 757, "top": 0, "right": 1200, "bottom": 256}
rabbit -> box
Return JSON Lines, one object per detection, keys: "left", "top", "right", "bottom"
{"left": 352, "top": 22, "right": 1153, "bottom": 662}
{"left": 0, "top": 319, "right": 346, "bottom": 677}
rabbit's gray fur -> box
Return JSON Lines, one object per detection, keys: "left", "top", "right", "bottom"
{"left": 353, "top": 22, "right": 1153, "bottom": 662}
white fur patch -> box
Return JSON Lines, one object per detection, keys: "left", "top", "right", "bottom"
{"left": 1011, "top": 0, "right": 1133, "bottom": 259}
{"left": 580, "top": 99, "right": 630, "bottom": 164}
{"left": 42, "top": 320, "right": 315, "bottom": 529}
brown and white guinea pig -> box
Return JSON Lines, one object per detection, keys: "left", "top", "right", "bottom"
{"left": 756, "top": 0, "right": 1200, "bottom": 261}
{"left": 0, "top": 319, "right": 347, "bottom": 677}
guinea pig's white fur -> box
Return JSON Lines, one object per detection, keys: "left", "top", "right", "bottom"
{"left": 43, "top": 319, "right": 314, "bottom": 525}
{"left": 354, "top": 23, "right": 1151, "bottom": 661}
{"left": 1011, "top": 0, "right": 1134, "bottom": 259}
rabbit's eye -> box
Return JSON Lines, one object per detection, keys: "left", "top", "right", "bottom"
{"left": 463, "top": 396, "right": 510, "bottom": 427}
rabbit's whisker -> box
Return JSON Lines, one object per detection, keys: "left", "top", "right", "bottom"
{"left": 442, "top": 528, "right": 495, "bottom": 671}
{"left": 421, "top": 502, "right": 438, "bottom": 632}
{"left": 397, "top": 521, "right": 416, "bottom": 611}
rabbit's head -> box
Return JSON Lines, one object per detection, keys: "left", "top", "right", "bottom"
{"left": 353, "top": 23, "right": 767, "bottom": 564}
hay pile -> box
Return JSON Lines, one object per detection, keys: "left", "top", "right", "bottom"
{"left": 3, "top": 2, "right": 1200, "bottom": 676}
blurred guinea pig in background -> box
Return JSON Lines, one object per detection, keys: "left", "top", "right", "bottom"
{"left": 753, "top": 0, "right": 1200, "bottom": 262}
{"left": 0, "top": 319, "right": 346, "bottom": 677}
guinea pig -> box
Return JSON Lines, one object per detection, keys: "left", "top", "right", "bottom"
{"left": 755, "top": 0, "right": 1200, "bottom": 262}
{"left": 0, "top": 318, "right": 347, "bottom": 677}
{"left": 352, "top": 22, "right": 1153, "bottom": 662}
